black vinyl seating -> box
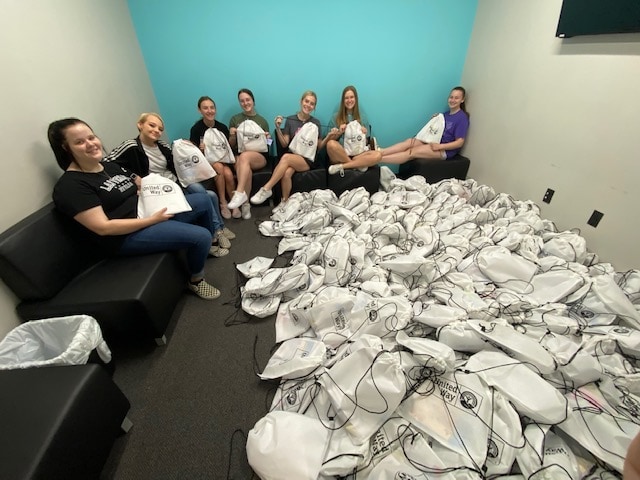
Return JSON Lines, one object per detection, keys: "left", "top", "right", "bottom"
{"left": 0, "top": 203, "right": 189, "bottom": 345}
{"left": 398, "top": 153, "right": 471, "bottom": 182}
{"left": 0, "top": 364, "right": 131, "bottom": 480}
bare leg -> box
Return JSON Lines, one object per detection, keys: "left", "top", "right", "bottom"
{"left": 235, "top": 151, "right": 267, "bottom": 194}
{"left": 223, "top": 165, "right": 235, "bottom": 202}
{"left": 212, "top": 163, "right": 227, "bottom": 206}
{"left": 262, "top": 154, "right": 309, "bottom": 191}
{"left": 280, "top": 166, "right": 296, "bottom": 201}
{"left": 381, "top": 138, "right": 423, "bottom": 156}
{"left": 382, "top": 143, "right": 443, "bottom": 165}
{"left": 326, "top": 140, "right": 351, "bottom": 165}
{"left": 339, "top": 150, "right": 383, "bottom": 170}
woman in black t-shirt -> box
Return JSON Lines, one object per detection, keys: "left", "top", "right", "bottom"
{"left": 189, "top": 96, "right": 238, "bottom": 220}
{"left": 48, "top": 117, "right": 222, "bottom": 300}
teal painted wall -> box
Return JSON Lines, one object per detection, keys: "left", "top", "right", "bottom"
{"left": 127, "top": 0, "right": 477, "bottom": 149}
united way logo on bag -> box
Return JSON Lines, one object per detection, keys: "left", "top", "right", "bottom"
{"left": 191, "top": 155, "right": 201, "bottom": 164}
{"left": 162, "top": 185, "right": 173, "bottom": 193}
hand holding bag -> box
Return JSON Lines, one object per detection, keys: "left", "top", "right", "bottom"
{"left": 237, "top": 119, "right": 268, "bottom": 153}
{"left": 171, "top": 139, "right": 216, "bottom": 187}
{"left": 343, "top": 120, "right": 367, "bottom": 156}
{"left": 203, "top": 128, "right": 235, "bottom": 164}
{"left": 415, "top": 113, "right": 445, "bottom": 144}
{"left": 137, "top": 173, "right": 192, "bottom": 217}
{"left": 288, "top": 122, "right": 319, "bottom": 161}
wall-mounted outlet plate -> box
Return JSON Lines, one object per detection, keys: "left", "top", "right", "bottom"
{"left": 588, "top": 210, "right": 604, "bottom": 228}
{"left": 543, "top": 188, "right": 555, "bottom": 204}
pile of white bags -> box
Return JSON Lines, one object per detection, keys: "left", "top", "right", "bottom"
{"left": 240, "top": 178, "right": 639, "bottom": 479}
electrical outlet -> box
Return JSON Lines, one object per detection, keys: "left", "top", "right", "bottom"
{"left": 587, "top": 210, "right": 604, "bottom": 228}
{"left": 543, "top": 188, "right": 555, "bottom": 204}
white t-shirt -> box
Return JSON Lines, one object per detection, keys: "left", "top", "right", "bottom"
{"left": 142, "top": 143, "right": 178, "bottom": 182}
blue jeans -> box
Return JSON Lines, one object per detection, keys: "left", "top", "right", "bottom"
{"left": 118, "top": 193, "right": 214, "bottom": 278}
{"left": 186, "top": 183, "right": 224, "bottom": 231}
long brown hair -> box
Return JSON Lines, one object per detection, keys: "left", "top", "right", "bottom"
{"left": 335, "top": 85, "right": 361, "bottom": 126}
{"left": 452, "top": 86, "right": 468, "bottom": 117}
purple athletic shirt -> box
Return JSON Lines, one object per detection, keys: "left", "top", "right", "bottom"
{"left": 441, "top": 110, "right": 469, "bottom": 158}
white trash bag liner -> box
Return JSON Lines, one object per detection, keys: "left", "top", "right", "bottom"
{"left": 246, "top": 410, "right": 329, "bottom": 480}
{"left": 0, "top": 315, "right": 111, "bottom": 369}
{"left": 259, "top": 338, "right": 326, "bottom": 380}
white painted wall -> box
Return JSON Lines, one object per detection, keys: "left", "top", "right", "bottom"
{"left": 462, "top": 0, "right": 640, "bottom": 271}
{"left": 0, "top": 0, "right": 158, "bottom": 339}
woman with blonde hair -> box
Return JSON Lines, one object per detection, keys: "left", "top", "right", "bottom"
{"left": 250, "top": 90, "right": 328, "bottom": 206}
{"left": 106, "top": 112, "right": 233, "bottom": 254}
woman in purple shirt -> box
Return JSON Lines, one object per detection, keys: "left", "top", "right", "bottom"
{"left": 328, "top": 86, "right": 469, "bottom": 175}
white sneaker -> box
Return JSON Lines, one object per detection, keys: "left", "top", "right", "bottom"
{"left": 228, "top": 191, "right": 248, "bottom": 209}
{"left": 250, "top": 187, "right": 272, "bottom": 205}
{"left": 241, "top": 203, "right": 251, "bottom": 219}
{"left": 357, "top": 167, "right": 368, "bottom": 172}
{"left": 328, "top": 164, "right": 345, "bottom": 177}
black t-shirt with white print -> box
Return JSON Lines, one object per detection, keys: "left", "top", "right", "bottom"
{"left": 52, "top": 162, "right": 137, "bottom": 253}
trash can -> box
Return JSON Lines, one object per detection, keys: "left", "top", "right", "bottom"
{"left": 0, "top": 315, "right": 112, "bottom": 371}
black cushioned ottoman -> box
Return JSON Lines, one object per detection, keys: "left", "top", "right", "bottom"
{"left": 327, "top": 165, "right": 381, "bottom": 196}
{"left": 0, "top": 364, "right": 130, "bottom": 480}
{"left": 398, "top": 154, "right": 470, "bottom": 182}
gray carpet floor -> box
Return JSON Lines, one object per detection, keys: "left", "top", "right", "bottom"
{"left": 101, "top": 204, "right": 284, "bottom": 480}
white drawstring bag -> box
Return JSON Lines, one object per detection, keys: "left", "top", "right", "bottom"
{"left": 412, "top": 302, "right": 467, "bottom": 328}
{"left": 237, "top": 119, "right": 268, "bottom": 153}
{"left": 137, "top": 173, "right": 192, "bottom": 217}
{"left": 343, "top": 120, "right": 367, "bottom": 156}
{"left": 275, "top": 294, "right": 315, "bottom": 343}
{"left": 395, "top": 330, "right": 456, "bottom": 372}
{"left": 171, "top": 139, "right": 216, "bottom": 187}
{"left": 319, "top": 427, "right": 371, "bottom": 477}
{"left": 321, "top": 235, "right": 351, "bottom": 286}
{"left": 259, "top": 338, "right": 326, "bottom": 380}
{"left": 516, "top": 426, "right": 580, "bottom": 480}
{"left": 366, "top": 432, "right": 457, "bottom": 480}
{"left": 398, "top": 370, "right": 492, "bottom": 466}
{"left": 203, "top": 127, "right": 235, "bottom": 164}
{"left": 485, "top": 390, "right": 523, "bottom": 477}
{"left": 236, "top": 256, "right": 275, "bottom": 278}
{"left": 246, "top": 411, "right": 329, "bottom": 480}
{"left": 320, "top": 348, "right": 406, "bottom": 445}
{"left": 241, "top": 293, "right": 281, "bottom": 319}
{"left": 415, "top": 113, "right": 445, "bottom": 144}
{"left": 243, "top": 264, "right": 309, "bottom": 297}
{"left": 558, "top": 382, "right": 640, "bottom": 473}
{"left": 269, "top": 376, "right": 318, "bottom": 413}
{"left": 466, "top": 320, "right": 557, "bottom": 375}
{"left": 289, "top": 122, "right": 319, "bottom": 160}
{"left": 465, "top": 350, "right": 568, "bottom": 424}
